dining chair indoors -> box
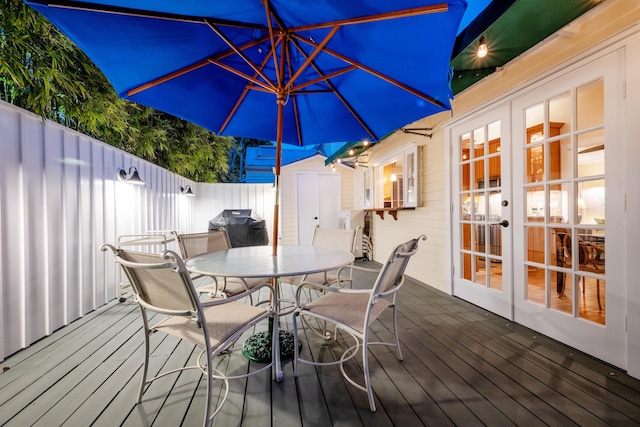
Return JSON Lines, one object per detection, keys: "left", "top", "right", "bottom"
{"left": 172, "top": 230, "right": 270, "bottom": 302}
{"left": 561, "top": 232, "right": 604, "bottom": 310}
{"left": 292, "top": 235, "right": 426, "bottom": 412}
{"left": 101, "top": 245, "right": 277, "bottom": 427}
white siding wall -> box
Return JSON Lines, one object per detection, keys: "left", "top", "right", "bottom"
{"left": 0, "top": 101, "right": 277, "bottom": 361}
{"left": 365, "top": 120, "right": 450, "bottom": 291}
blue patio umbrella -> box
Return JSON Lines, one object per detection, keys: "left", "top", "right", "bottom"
{"left": 25, "top": 0, "right": 467, "bottom": 254}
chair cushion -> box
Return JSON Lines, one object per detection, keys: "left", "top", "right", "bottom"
{"left": 154, "top": 302, "right": 268, "bottom": 350}
{"left": 303, "top": 292, "right": 388, "bottom": 334}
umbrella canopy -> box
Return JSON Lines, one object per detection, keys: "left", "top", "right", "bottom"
{"left": 26, "top": 0, "right": 467, "bottom": 253}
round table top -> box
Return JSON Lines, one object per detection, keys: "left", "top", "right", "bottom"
{"left": 185, "top": 245, "right": 355, "bottom": 279}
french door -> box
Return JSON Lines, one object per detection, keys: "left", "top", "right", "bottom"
{"left": 512, "top": 52, "right": 625, "bottom": 367}
{"left": 451, "top": 106, "right": 513, "bottom": 319}
{"left": 452, "top": 51, "right": 625, "bottom": 368}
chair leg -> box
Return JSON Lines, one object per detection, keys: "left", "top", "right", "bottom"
{"left": 596, "top": 279, "right": 602, "bottom": 311}
{"left": 391, "top": 304, "right": 403, "bottom": 361}
{"left": 204, "top": 351, "right": 213, "bottom": 427}
{"left": 361, "top": 334, "right": 376, "bottom": 412}
{"left": 137, "top": 310, "right": 151, "bottom": 403}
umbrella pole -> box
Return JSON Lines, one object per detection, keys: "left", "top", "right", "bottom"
{"left": 272, "top": 93, "right": 285, "bottom": 256}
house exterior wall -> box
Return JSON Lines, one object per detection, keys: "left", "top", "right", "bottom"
{"left": 279, "top": 155, "right": 354, "bottom": 245}
{"left": 364, "top": 0, "right": 640, "bottom": 377}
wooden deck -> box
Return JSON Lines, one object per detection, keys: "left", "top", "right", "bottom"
{"left": 2, "top": 259, "right": 640, "bottom": 426}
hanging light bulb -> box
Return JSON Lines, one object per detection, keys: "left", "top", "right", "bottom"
{"left": 477, "top": 35, "right": 488, "bottom": 58}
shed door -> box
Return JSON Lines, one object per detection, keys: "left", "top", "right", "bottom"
{"left": 297, "top": 173, "right": 340, "bottom": 245}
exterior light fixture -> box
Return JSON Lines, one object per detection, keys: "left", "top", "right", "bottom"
{"left": 477, "top": 35, "right": 488, "bottom": 58}
{"left": 349, "top": 148, "right": 355, "bottom": 155}
{"left": 180, "top": 185, "right": 195, "bottom": 196}
{"left": 118, "top": 166, "right": 144, "bottom": 185}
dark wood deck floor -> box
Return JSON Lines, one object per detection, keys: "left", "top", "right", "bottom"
{"left": 2, "top": 260, "right": 640, "bottom": 426}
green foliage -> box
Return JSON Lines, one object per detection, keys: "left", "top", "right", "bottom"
{"left": 0, "top": 0, "right": 247, "bottom": 182}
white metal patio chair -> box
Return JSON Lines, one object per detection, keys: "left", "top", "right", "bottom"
{"left": 172, "top": 230, "right": 270, "bottom": 302}
{"left": 293, "top": 235, "right": 426, "bottom": 412}
{"left": 283, "top": 225, "right": 360, "bottom": 291}
{"left": 101, "top": 245, "right": 277, "bottom": 427}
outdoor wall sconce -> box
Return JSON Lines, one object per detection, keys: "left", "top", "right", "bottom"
{"left": 118, "top": 166, "right": 145, "bottom": 185}
{"left": 477, "top": 35, "right": 488, "bottom": 58}
{"left": 180, "top": 185, "right": 195, "bottom": 196}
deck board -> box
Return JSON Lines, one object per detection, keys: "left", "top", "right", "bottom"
{"left": 2, "top": 259, "right": 640, "bottom": 426}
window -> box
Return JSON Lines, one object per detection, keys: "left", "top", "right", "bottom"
{"left": 366, "top": 144, "right": 418, "bottom": 209}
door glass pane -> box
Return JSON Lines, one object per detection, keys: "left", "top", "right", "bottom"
{"left": 462, "top": 223, "right": 471, "bottom": 250}
{"left": 577, "top": 79, "right": 604, "bottom": 130}
{"left": 406, "top": 152, "right": 416, "bottom": 205}
{"left": 461, "top": 163, "right": 470, "bottom": 191}
{"left": 525, "top": 103, "right": 544, "bottom": 129}
{"left": 488, "top": 257, "right": 502, "bottom": 291}
{"left": 474, "top": 224, "right": 486, "bottom": 252}
{"left": 577, "top": 129, "right": 605, "bottom": 177}
{"left": 578, "top": 179, "right": 605, "bottom": 225}
{"left": 474, "top": 159, "right": 485, "bottom": 189}
{"left": 526, "top": 145, "right": 544, "bottom": 183}
{"left": 475, "top": 255, "right": 486, "bottom": 286}
{"left": 526, "top": 185, "right": 545, "bottom": 219}
{"left": 526, "top": 266, "right": 545, "bottom": 305}
{"left": 549, "top": 137, "right": 570, "bottom": 181}
{"left": 578, "top": 276, "right": 605, "bottom": 324}
{"left": 549, "top": 182, "right": 570, "bottom": 223}
{"left": 550, "top": 92, "right": 572, "bottom": 131}
{"left": 526, "top": 226, "right": 545, "bottom": 263}
{"left": 461, "top": 132, "right": 471, "bottom": 157}
{"left": 462, "top": 252, "right": 471, "bottom": 280}
{"left": 363, "top": 170, "right": 371, "bottom": 207}
{"left": 550, "top": 270, "right": 572, "bottom": 314}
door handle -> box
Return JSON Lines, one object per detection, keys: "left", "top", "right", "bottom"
{"left": 491, "top": 220, "right": 509, "bottom": 228}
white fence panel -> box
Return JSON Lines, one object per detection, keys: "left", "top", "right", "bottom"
{"left": 0, "top": 100, "right": 278, "bottom": 361}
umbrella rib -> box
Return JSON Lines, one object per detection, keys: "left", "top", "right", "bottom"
{"left": 291, "top": 3, "right": 448, "bottom": 32}
{"left": 285, "top": 25, "right": 340, "bottom": 91}
{"left": 219, "top": 43, "right": 278, "bottom": 134}
{"left": 286, "top": 36, "right": 379, "bottom": 141}
{"left": 262, "top": 0, "right": 283, "bottom": 88}
{"left": 205, "top": 20, "right": 277, "bottom": 91}
{"left": 127, "top": 60, "right": 209, "bottom": 97}
{"left": 207, "top": 59, "right": 273, "bottom": 92}
{"left": 289, "top": 66, "right": 357, "bottom": 92}
{"left": 291, "top": 34, "right": 447, "bottom": 109}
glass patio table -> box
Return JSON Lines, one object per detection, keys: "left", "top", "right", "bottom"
{"left": 185, "top": 245, "right": 354, "bottom": 380}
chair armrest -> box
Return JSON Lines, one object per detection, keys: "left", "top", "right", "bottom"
{"left": 201, "top": 282, "right": 275, "bottom": 307}
{"left": 295, "top": 281, "right": 372, "bottom": 307}
{"left": 333, "top": 263, "right": 379, "bottom": 288}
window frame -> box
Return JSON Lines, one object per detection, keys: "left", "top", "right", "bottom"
{"left": 368, "top": 143, "right": 419, "bottom": 209}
